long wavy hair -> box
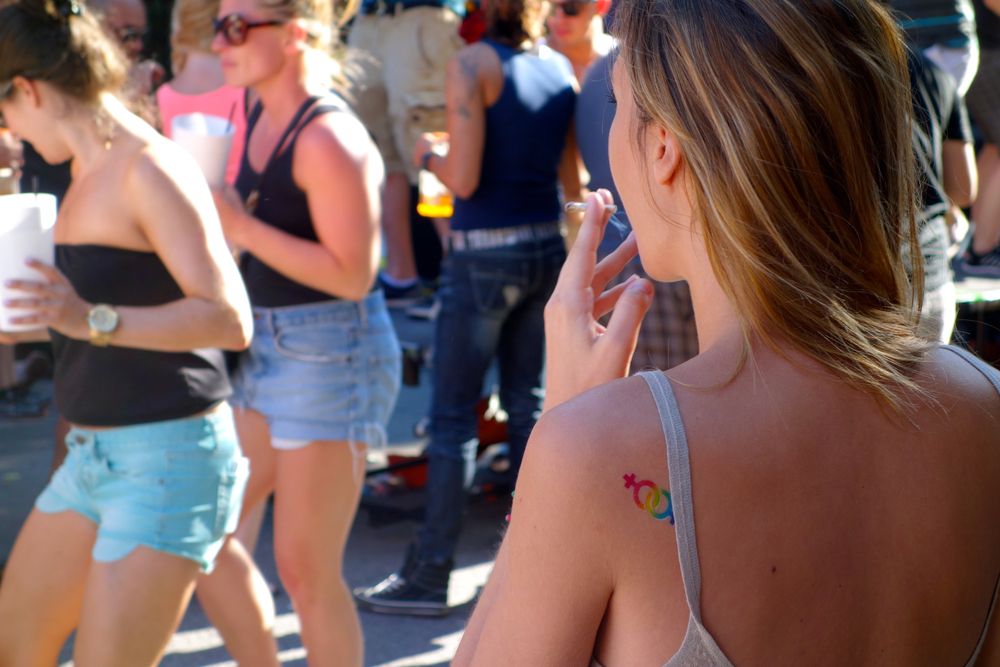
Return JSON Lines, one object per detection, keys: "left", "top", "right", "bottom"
{"left": 612, "top": 0, "right": 932, "bottom": 411}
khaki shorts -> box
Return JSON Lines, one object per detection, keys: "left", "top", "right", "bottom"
{"left": 346, "top": 6, "right": 463, "bottom": 182}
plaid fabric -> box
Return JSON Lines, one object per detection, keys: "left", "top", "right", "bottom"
{"left": 630, "top": 276, "right": 699, "bottom": 373}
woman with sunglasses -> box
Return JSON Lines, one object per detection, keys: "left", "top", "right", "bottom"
{"left": 0, "top": 0, "right": 254, "bottom": 665}
{"left": 455, "top": 0, "right": 1000, "bottom": 664}
{"left": 194, "top": 0, "right": 400, "bottom": 664}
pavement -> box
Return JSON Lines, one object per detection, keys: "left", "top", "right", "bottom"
{"left": 0, "top": 308, "right": 506, "bottom": 666}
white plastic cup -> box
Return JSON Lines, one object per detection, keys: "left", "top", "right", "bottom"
{"left": 0, "top": 193, "right": 57, "bottom": 332}
{"left": 171, "top": 113, "right": 235, "bottom": 188}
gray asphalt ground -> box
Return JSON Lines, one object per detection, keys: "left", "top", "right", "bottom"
{"left": 0, "top": 310, "right": 507, "bottom": 666}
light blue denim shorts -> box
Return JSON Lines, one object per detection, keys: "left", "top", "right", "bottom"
{"left": 230, "top": 292, "right": 402, "bottom": 449}
{"left": 35, "top": 404, "right": 249, "bottom": 573}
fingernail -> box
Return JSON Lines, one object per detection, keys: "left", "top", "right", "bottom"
{"left": 630, "top": 280, "right": 652, "bottom": 297}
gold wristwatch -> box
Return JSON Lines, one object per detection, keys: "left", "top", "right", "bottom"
{"left": 87, "top": 304, "right": 120, "bottom": 347}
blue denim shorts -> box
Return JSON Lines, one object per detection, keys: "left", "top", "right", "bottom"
{"left": 230, "top": 292, "right": 401, "bottom": 448}
{"left": 35, "top": 404, "right": 249, "bottom": 573}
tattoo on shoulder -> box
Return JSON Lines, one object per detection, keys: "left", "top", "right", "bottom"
{"left": 459, "top": 52, "right": 479, "bottom": 83}
{"left": 623, "top": 473, "right": 675, "bottom": 525}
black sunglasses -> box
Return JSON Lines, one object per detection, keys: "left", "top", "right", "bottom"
{"left": 213, "top": 13, "right": 286, "bottom": 47}
{"left": 552, "top": 0, "right": 595, "bottom": 16}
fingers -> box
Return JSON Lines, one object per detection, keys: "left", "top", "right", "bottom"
{"left": 3, "top": 296, "right": 62, "bottom": 311}
{"left": 592, "top": 233, "right": 639, "bottom": 293}
{"left": 602, "top": 278, "right": 654, "bottom": 359}
{"left": 557, "top": 190, "right": 615, "bottom": 291}
{"left": 4, "top": 278, "right": 60, "bottom": 295}
{"left": 593, "top": 274, "right": 638, "bottom": 320}
{"left": 23, "top": 259, "right": 65, "bottom": 284}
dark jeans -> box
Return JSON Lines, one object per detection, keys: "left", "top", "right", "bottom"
{"left": 416, "top": 234, "right": 566, "bottom": 563}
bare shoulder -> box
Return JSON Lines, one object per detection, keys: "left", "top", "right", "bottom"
{"left": 293, "top": 111, "right": 384, "bottom": 190}
{"left": 925, "top": 345, "right": 1000, "bottom": 407}
{"left": 535, "top": 376, "right": 663, "bottom": 466}
{"left": 123, "top": 133, "right": 211, "bottom": 205}
{"left": 298, "top": 107, "right": 372, "bottom": 160}
{"left": 448, "top": 42, "right": 502, "bottom": 84}
{"left": 525, "top": 376, "right": 669, "bottom": 518}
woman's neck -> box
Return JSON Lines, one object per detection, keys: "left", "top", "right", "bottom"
{"left": 61, "top": 94, "right": 137, "bottom": 172}
{"left": 252, "top": 57, "right": 316, "bottom": 130}
{"left": 680, "top": 239, "right": 743, "bottom": 355}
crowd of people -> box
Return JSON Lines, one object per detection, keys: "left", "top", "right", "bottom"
{"left": 0, "top": 0, "right": 998, "bottom": 665}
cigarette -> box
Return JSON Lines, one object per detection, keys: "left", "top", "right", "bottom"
{"left": 564, "top": 201, "right": 618, "bottom": 215}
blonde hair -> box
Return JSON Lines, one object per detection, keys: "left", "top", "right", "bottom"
{"left": 612, "top": 0, "right": 932, "bottom": 411}
{"left": 170, "top": 0, "right": 219, "bottom": 74}
{"left": 258, "top": 0, "right": 359, "bottom": 50}
{"left": 257, "top": 0, "right": 359, "bottom": 87}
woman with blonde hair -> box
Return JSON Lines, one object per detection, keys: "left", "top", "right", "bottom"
{"left": 455, "top": 0, "right": 1000, "bottom": 664}
{"left": 194, "top": 0, "right": 399, "bottom": 664}
{"left": 157, "top": 0, "right": 247, "bottom": 185}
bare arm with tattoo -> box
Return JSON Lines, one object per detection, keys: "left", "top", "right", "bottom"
{"left": 412, "top": 44, "right": 503, "bottom": 199}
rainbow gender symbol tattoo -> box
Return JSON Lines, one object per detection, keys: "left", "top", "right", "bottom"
{"left": 623, "top": 473, "right": 675, "bottom": 525}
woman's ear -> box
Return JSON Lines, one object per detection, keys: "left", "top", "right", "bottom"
{"left": 284, "top": 19, "right": 310, "bottom": 51}
{"left": 11, "top": 77, "right": 40, "bottom": 108}
{"left": 651, "top": 125, "right": 682, "bottom": 186}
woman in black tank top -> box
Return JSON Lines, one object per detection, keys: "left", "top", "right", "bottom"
{"left": 193, "top": 1, "right": 400, "bottom": 664}
{"left": 0, "top": 1, "right": 253, "bottom": 664}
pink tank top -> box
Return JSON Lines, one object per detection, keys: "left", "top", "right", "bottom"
{"left": 157, "top": 83, "right": 247, "bottom": 186}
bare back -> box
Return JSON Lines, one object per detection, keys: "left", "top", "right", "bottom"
{"left": 590, "top": 344, "right": 1000, "bottom": 666}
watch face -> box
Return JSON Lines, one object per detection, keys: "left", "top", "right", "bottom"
{"left": 88, "top": 305, "right": 119, "bottom": 333}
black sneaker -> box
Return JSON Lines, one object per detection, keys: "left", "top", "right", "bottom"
{"left": 957, "top": 245, "right": 1000, "bottom": 279}
{"left": 378, "top": 274, "right": 424, "bottom": 307}
{"left": 353, "top": 547, "right": 452, "bottom": 617}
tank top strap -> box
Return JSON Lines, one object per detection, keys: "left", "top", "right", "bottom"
{"left": 637, "top": 370, "right": 704, "bottom": 620}
{"left": 942, "top": 344, "right": 1000, "bottom": 666}
{"left": 283, "top": 94, "right": 352, "bottom": 149}
{"left": 246, "top": 98, "right": 264, "bottom": 135}
{"left": 965, "top": 573, "right": 1000, "bottom": 667}
{"left": 941, "top": 344, "right": 1000, "bottom": 395}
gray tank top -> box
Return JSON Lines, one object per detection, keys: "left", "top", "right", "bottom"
{"left": 593, "top": 344, "right": 1000, "bottom": 667}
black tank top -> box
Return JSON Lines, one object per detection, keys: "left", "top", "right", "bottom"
{"left": 235, "top": 95, "right": 352, "bottom": 307}
{"left": 51, "top": 245, "right": 231, "bottom": 427}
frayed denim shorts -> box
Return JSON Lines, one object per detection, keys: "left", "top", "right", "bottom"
{"left": 230, "top": 292, "right": 401, "bottom": 449}
{"left": 35, "top": 403, "right": 249, "bottom": 573}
